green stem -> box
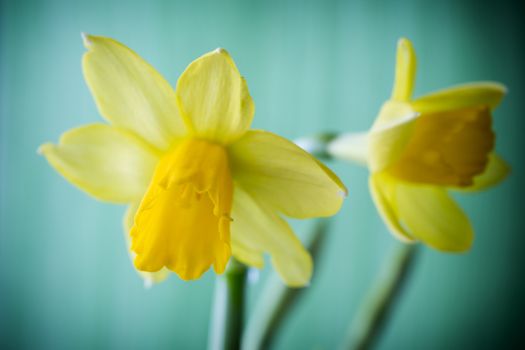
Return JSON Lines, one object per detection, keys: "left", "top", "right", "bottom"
{"left": 342, "top": 244, "right": 419, "bottom": 350}
{"left": 208, "top": 258, "right": 247, "bottom": 350}
{"left": 295, "top": 132, "right": 337, "bottom": 160}
{"left": 242, "top": 219, "right": 330, "bottom": 350}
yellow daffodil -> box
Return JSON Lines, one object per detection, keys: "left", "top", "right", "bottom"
{"left": 329, "top": 38, "right": 509, "bottom": 252}
{"left": 40, "top": 34, "right": 346, "bottom": 286}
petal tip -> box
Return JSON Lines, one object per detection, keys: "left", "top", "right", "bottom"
{"left": 213, "top": 47, "right": 231, "bottom": 56}
{"left": 494, "top": 82, "right": 509, "bottom": 98}
{"left": 81, "top": 32, "right": 93, "bottom": 47}
{"left": 397, "top": 37, "right": 414, "bottom": 53}
{"left": 476, "top": 81, "right": 509, "bottom": 99}
{"left": 212, "top": 47, "right": 233, "bottom": 61}
{"left": 37, "top": 143, "right": 52, "bottom": 156}
{"left": 398, "top": 37, "right": 411, "bottom": 46}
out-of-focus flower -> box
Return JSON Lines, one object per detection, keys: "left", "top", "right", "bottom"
{"left": 329, "top": 38, "right": 509, "bottom": 252}
{"left": 40, "top": 34, "right": 346, "bottom": 286}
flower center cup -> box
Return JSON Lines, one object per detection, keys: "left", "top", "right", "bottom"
{"left": 130, "top": 138, "right": 233, "bottom": 280}
{"left": 387, "top": 106, "right": 494, "bottom": 187}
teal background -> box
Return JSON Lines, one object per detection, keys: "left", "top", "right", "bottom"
{"left": 1, "top": 0, "right": 524, "bottom": 349}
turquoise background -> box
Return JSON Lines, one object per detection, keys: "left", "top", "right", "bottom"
{"left": 1, "top": 0, "right": 524, "bottom": 349}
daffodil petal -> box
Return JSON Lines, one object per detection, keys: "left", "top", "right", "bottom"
{"left": 412, "top": 82, "right": 507, "bottom": 114}
{"left": 395, "top": 179, "right": 473, "bottom": 252}
{"left": 82, "top": 34, "right": 185, "bottom": 150}
{"left": 175, "top": 48, "right": 254, "bottom": 144}
{"left": 231, "top": 184, "right": 312, "bottom": 287}
{"left": 455, "top": 153, "right": 510, "bottom": 192}
{"left": 39, "top": 124, "right": 159, "bottom": 203}
{"left": 391, "top": 38, "right": 417, "bottom": 102}
{"left": 327, "top": 131, "right": 369, "bottom": 166}
{"left": 368, "top": 112, "right": 418, "bottom": 172}
{"left": 229, "top": 130, "right": 347, "bottom": 219}
{"left": 369, "top": 174, "right": 415, "bottom": 243}
{"left": 230, "top": 238, "right": 265, "bottom": 270}
{"left": 124, "top": 202, "right": 169, "bottom": 286}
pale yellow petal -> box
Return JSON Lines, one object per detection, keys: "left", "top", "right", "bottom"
{"left": 176, "top": 48, "right": 254, "bottom": 144}
{"left": 230, "top": 240, "right": 265, "bottom": 269}
{"left": 368, "top": 111, "right": 418, "bottom": 172}
{"left": 411, "top": 82, "right": 507, "bottom": 114}
{"left": 455, "top": 153, "right": 510, "bottom": 192}
{"left": 391, "top": 38, "right": 417, "bottom": 102}
{"left": 369, "top": 174, "right": 415, "bottom": 243}
{"left": 39, "top": 124, "right": 159, "bottom": 203}
{"left": 229, "top": 130, "right": 346, "bottom": 219}
{"left": 82, "top": 34, "right": 185, "bottom": 150}
{"left": 231, "top": 184, "right": 312, "bottom": 287}
{"left": 395, "top": 179, "right": 473, "bottom": 252}
{"left": 372, "top": 100, "right": 417, "bottom": 129}
{"left": 123, "top": 202, "right": 169, "bottom": 286}
{"left": 327, "top": 131, "right": 369, "bottom": 166}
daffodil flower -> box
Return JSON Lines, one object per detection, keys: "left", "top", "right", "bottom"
{"left": 40, "top": 34, "right": 346, "bottom": 286}
{"left": 329, "top": 38, "right": 509, "bottom": 252}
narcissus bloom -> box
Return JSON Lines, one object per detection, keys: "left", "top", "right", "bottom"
{"left": 329, "top": 38, "right": 509, "bottom": 252}
{"left": 40, "top": 34, "right": 346, "bottom": 286}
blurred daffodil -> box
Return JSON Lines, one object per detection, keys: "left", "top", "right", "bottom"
{"left": 40, "top": 34, "right": 346, "bottom": 286}
{"left": 329, "top": 38, "right": 509, "bottom": 252}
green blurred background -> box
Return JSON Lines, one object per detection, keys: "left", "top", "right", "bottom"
{"left": 1, "top": 0, "right": 524, "bottom": 349}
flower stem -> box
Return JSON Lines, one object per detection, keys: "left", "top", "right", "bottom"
{"left": 242, "top": 219, "right": 330, "bottom": 350}
{"left": 295, "top": 132, "right": 337, "bottom": 159}
{"left": 342, "top": 244, "right": 419, "bottom": 350}
{"left": 208, "top": 258, "right": 247, "bottom": 350}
